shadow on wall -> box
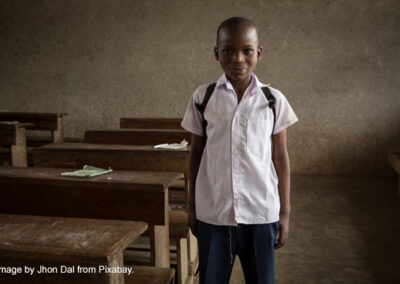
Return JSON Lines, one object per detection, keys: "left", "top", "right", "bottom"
{"left": 288, "top": 112, "right": 400, "bottom": 176}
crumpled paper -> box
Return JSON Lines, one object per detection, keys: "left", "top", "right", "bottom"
{"left": 61, "top": 165, "right": 113, "bottom": 178}
{"left": 154, "top": 139, "right": 188, "bottom": 150}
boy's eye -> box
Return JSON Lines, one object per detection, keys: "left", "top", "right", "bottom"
{"left": 244, "top": 48, "right": 254, "bottom": 55}
{"left": 222, "top": 49, "right": 233, "bottom": 55}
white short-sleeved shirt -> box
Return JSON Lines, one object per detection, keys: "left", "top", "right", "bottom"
{"left": 182, "top": 73, "right": 298, "bottom": 226}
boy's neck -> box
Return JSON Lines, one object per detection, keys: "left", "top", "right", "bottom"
{"left": 227, "top": 75, "right": 252, "bottom": 102}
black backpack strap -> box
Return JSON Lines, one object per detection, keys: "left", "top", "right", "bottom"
{"left": 195, "top": 83, "right": 216, "bottom": 139}
{"left": 261, "top": 86, "right": 276, "bottom": 135}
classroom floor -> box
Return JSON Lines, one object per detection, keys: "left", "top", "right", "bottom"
{"left": 193, "top": 175, "right": 400, "bottom": 284}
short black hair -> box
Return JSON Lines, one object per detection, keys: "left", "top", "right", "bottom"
{"left": 216, "top": 17, "right": 257, "bottom": 45}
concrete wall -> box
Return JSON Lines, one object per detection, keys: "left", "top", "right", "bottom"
{"left": 1, "top": 0, "right": 399, "bottom": 176}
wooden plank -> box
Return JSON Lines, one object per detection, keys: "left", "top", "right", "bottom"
{"left": 0, "top": 214, "right": 147, "bottom": 262}
{"left": 0, "top": 167, "right": 180, "bottom": 226}
{"left": 0, "top": 122, "right": 32, "bottom": 167}
{"left": 33, "top": 142, "right": 189, "bottom": 177}
{"left": 53, "top": 116, "right": 64, "bottom": 142}
{"left": 177, "top": 238, "right": 188, "bottom": 284}
{"left": 0, "top": 122, "right": 31, "bottom": 146}
{"left": 0, "top": 214, "right": 147, "bottom": 284}
{"left": 120, "top": 118, "right": 183, "bottom": 130}
{"left": 149, "top": 225, "right": 170, "bottom": 267}
{"left": 25, "top": 136, "right": 84, "bottom": 147}
{"left": 0, "top": 111, "right": 66, "bottom": 131}
{"left": 85, "top": 129, "right": 191, "bottom": 145}
{"left": 169, "top": 219, "right": 189, "bottom": 239}
{"left": 188, "top": 232, "right": 198, "bottom": 280}
{"left": 0, "top": 167, "right": 181, "bottom": 269}
{"left": 34, "top": 142, "right": 190, "bottom": 209}
{"left": 10, "top": 126, "right": 28, "bottom": 167}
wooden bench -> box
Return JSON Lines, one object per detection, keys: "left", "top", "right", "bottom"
{"left": 389, "top": 147, "right": 400, "bottom": 196}
{"left": 0, "top": 167, "right": 183, "bottom": 269}
{"left": 120, "top": 118, "right": 183, "bottom": 130}
{"left": 0, "top": 111, "right": 67, "bottom": 143}
{"left": 0, "top": 112, "right": 70, "bottom": 166}
{"left": 0, "top": 122, "right": 32, "bottom": 167}
{"left": 33, "top": 142, "right": 195, "bottom": 284}
{"left": 33, "top": 142, "right": 190, "bottom": 209}
{"left": 0, "top": 213, "right": 170, "bottom": 284}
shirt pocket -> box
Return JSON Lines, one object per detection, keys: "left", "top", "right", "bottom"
{"left": 246, "top": 119, "right": 270, "bottom": 158}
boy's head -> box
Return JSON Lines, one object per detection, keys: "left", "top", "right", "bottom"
{"left": 214, "top": 17, "right": 262, "bottom": 84}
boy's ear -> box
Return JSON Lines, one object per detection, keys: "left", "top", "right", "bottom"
{"left": 214, "top": 46, "right": 219, "bottom": 61}
{"left": 257, "top": 46, "right": 263, "bottom": 60}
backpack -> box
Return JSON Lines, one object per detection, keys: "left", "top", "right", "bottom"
{"left": 195, "top": 83, "right": 276, "bottom": 139}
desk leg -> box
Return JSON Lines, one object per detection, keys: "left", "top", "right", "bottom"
{"left": 105, "top": 252, "right": 125, "bottom": 284}
{"left": 52, "top": 117, "right": 64, "bottom": 143}
{"left": 185, "top": 179, "right": 189, "bottom": 212}
{"left": 149, "top": 224, "right": 170, "bottom": 267}
{"left": 188, "top": 231, "right": 198, "bottom": 280}
{"left": 11, "top": 127, "right": 27, "bottom": 167}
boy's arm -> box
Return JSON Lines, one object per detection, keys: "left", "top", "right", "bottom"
{"left": 188, "top": 133, "right": 206, "bottom": 237}
{"left": 272, "top": 129, "right": 291, "bottom": 249}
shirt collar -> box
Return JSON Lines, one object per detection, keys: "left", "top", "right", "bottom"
{"left": 215, "top": 73, "right": 268, "bottom": 94}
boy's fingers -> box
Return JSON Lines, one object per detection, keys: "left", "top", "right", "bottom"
{"left": 274, "top": 230, "right": 288, "bottom": 249}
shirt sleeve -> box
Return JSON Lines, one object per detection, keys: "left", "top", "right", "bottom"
{"left": 181, "top": 86, "right": 204, "bottom": 136}
{"left": 271, "top": 88, "right": 298, "bottom": 135}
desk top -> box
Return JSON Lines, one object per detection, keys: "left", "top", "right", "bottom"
{"left": 0, "top": 112, "right": 67, "bottom": 131}
{"left": 84, "top": 129, "right": 191, "bottom": 146}
{"left": 0, "top": 214, "right": 147, "bottom": 258}
{"left": 0, "top": 167, "right": 184, "bottom": 192}
{"left": 86, "top": 129, "right": 188, "bottom": 134}
{"left": 38, "top": 142, "right": 190, "bottom": 153}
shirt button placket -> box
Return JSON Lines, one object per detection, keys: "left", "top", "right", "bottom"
{"left": 232, "top": 107, "right": 243, "bottom": 221}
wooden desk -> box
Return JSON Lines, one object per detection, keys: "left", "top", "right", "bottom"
{"left": 33, "top": 142, "right": 194, "bottom": 283}
{"left": 120, "top": 118, "right": 183, "bottom": 130}
{"left": 85, "top": 129, "right": 191, "bottom": 145}
{"left": 0, "top": 111, "right": 67, "bottom": 143}
{"left": 0, "top": 214, "right": 147, "bottom": 284}
{"left": 84, "top": 130, "right": 190, "bottom": 205}
{"left": 33, "top": 142, "right": 189, "bottom": 187}
{"left": 34, "top": 142, "right": 190, "bottom": 213}
{"left": 0, "top": 167, "right": 183, "bottom": 268}
{"left": 0, "top": 122, "right": 32, "bottom": 167}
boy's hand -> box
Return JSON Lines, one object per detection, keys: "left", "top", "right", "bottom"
{"left": 275, "top": 212, "right": 290, "bottom": 249}
{"left": 188, "top": 206, "right": 197, "bottom": 238}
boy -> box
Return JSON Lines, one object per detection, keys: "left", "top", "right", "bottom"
{"left": 181, "top": 17, "right": 298, "bottom": 284}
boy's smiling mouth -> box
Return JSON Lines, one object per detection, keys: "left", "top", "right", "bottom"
{"left": 230, "top": 67, "right": 247, "bottom": 72}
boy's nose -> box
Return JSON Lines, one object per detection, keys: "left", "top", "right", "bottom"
{"left": 232, "top": 51, "right": 245, "bottom": 63}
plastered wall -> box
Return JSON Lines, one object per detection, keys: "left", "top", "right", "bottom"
{"left": 1, "top": 0, "right": 399, "bottom": 175}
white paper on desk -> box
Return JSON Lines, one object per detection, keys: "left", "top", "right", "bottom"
{"left": 154, "top": 139, "right": 188, "bottom": 150}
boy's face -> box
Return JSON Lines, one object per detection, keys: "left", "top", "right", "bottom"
{"left": 215, "top": 25, "right": 262, "bottom": 83}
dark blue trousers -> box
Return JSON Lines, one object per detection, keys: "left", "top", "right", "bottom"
{"left": 197, "top": 220, "right": 279, "bottom": 284}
